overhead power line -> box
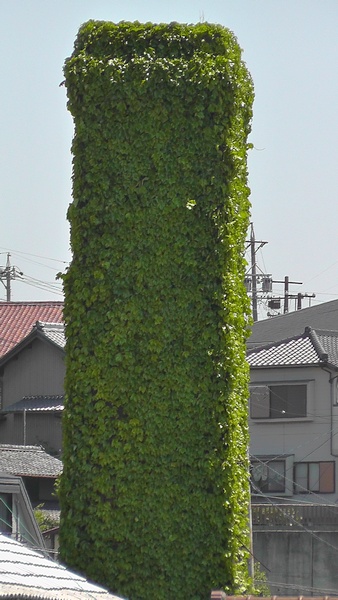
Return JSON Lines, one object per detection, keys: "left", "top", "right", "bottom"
{"left": 0, "top": 254, "right": 64, "bottom": 301}
{"left": 245, "top": 223, "right": 316, "bottom": 320}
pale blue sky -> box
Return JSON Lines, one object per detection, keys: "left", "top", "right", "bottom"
{"left": 1, "top": 0, "right": 337, "bottom": 316}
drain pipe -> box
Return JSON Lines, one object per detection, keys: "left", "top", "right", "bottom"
{"left": 321, "top": 366, "right": 338, "bottom": 456}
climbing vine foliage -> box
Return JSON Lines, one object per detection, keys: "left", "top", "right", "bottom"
{"left": 59, "top": 20, "right": 254, "bottom": 600}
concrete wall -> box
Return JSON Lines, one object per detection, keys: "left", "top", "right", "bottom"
{"left": 254, "top": 529, "right": 338, "bottom": 596}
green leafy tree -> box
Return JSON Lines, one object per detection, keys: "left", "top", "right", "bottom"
{"left": 59, "top": 21, "right": 254, "bottom": 600}
{"left": 34, "top": 504, "right": 59, "bottom": 532}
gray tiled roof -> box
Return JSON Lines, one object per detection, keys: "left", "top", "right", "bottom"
{"left": 39, "top": 507, "right": 61, "bottom": 524}
{"left": 0, "top": 445, "right": 62, "bottom": 478}
{"left": 0, "top": 533, "right": 124, "bottom": 600}
{"left": 247, "top": 327, "right": 338, "bottom": 369}
{"left": 4, "top": 396, "right": 64, "bottom": 413}
{"left": 248, "top": 298, "right": 338, "bottom": 348}
{"left": 35, "top": 321, "right": 65, "bottom": 349}
{"left": 315, "top": 328, "right": 338, "bottom": 366}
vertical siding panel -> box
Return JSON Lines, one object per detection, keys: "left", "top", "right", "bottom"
{"left": 2, "top": 339, "right": 65, "bottom": 410}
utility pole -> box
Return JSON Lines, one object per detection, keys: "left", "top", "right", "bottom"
{"left": 282, "top": 275, "right": 304, "bottom": 314}
{"left": 246, "top": 223, "right": 268, "bottom": 322}
{"left": 274, "top": 275, "right": 305, "bottom": 314}
{"left": 0, "top": 254, "right": 17, "bottom": 301}
{"left": 6, "top": 254, "right": 12, "bottom": 301}
{"left": 284, "top": 275, "right": 289, "bottom": 314}
{"left": 250, "top": 225, "right": 258, "bottom": 323}
{"left": 270, "top": 276, "right": 315, "bottom": 314}
{"left": 246, "top": 225, "right": 315, "bottom": 319}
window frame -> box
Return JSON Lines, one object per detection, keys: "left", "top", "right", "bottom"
{"left": 269, "top": 384, "right": 307, "bottom": 419}
{"left": 250, "top": 455, "right": 294, "bottom": 497}
{"left": 250, "top": 380, "right": 314, "bottom": 422}
{"left": 294, "top": 461, "right": 335, "bottom": 494}
{"left": 251, "top": 459, "right": 286, "bottom": 493}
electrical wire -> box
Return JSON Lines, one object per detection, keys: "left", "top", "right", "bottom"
{"left": 250, "top": 416, "right": 335, "bottom": 459}
{"left": 11, "top": 254, "right": 67, "bottom": 273}
{"left": 0, "top": 247, "right": 68, "bottom": 266}
{"left": 13, "top": 273, "right": 64, "bottom": 297}
{"left": 251, "top": 451, "right": 324, "bottom": 496}
{"left": 0, "top": 248, "right": 67, "bottom": 299}
{"left": 249, "top": 381, "right": 338, "bottom": 421}
{"left": 251, "top": 480, "right": 338, "bottom": 555}
{"left": 251, "top": 482, "right": 338, "bottom": 595}
{"left": 248, "top": 382, "right": 338, "bottom": 480}
{"left": 250, "top": 454, "right": 338, "bottom": 509}
{"left": 262, "top": 578, "right": 338, "bottom": 596}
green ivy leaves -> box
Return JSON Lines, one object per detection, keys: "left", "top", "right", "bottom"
{"left": 60, "top": 20, "right": 254, "bottom": 600}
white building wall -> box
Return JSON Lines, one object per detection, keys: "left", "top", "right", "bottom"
{"left": 249, "top": 365, "right": 338, "bottom": 504}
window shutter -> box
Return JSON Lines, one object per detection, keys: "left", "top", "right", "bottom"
{"left": 250, "top": 386, "right": 269, "bottom": 418}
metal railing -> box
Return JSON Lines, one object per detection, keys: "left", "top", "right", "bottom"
{"left": 252, "top": 503, "right": 338, "bottom": 528}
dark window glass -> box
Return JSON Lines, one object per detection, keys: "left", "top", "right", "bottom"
{"left": 269, "top": 384, "right": 307, "bottom": 418}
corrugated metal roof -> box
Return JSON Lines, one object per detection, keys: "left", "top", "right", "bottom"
{"left": 0, "top": 302, "right": 63, "bottom": 357}
{"left": 0, "top": 445, "right": 62, "bottom": 478}
{"left": 0, "top": 533, "right": 124, "bottom": 599}
{"left": 4, "top": 396, "right": 64, "bottom": 413}
{"left": 247, "top": 327, "right": 338, "bottom": 368}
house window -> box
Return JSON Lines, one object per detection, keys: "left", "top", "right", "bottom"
{"left": 250, "top": 384, "right": 307, "bottom": 419}
{"left": 251, "top": 459, "right": 286, "bottom": 494}
{"left": 294, "top": 461, "right": 335, "bottom": 494}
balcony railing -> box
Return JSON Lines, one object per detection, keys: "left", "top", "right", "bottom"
{"left": 252, "top": 503, "right": 338, "bottom": 529}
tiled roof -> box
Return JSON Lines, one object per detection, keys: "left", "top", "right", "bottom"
{"left": 0, "top": 533, "right": 124, "bottom": 600}
{"left": 0, "top": 445, "right": 62, "bottom": 478}
{"left": 248, "top": 298, "right": 338, "bottom": 348}
{"left": 38, "top": 505, "right": 61, "bottom": 524}
{"left": 0, "top": 301, "right": 63, "bottom": 357}
{"left": 247, "top": 327, "right": 338, "bottom": 369}
{"left": 0, "top": 321, "right": 65, "bottom": 367}
{"left": 315, "top": 328, "right": 338, "bottom": 366}
{"left": 35, "top": 322, "right": 65, "bottom": 349}
{"left": 4, "top": 395, "right": 64, "bottom": 413}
